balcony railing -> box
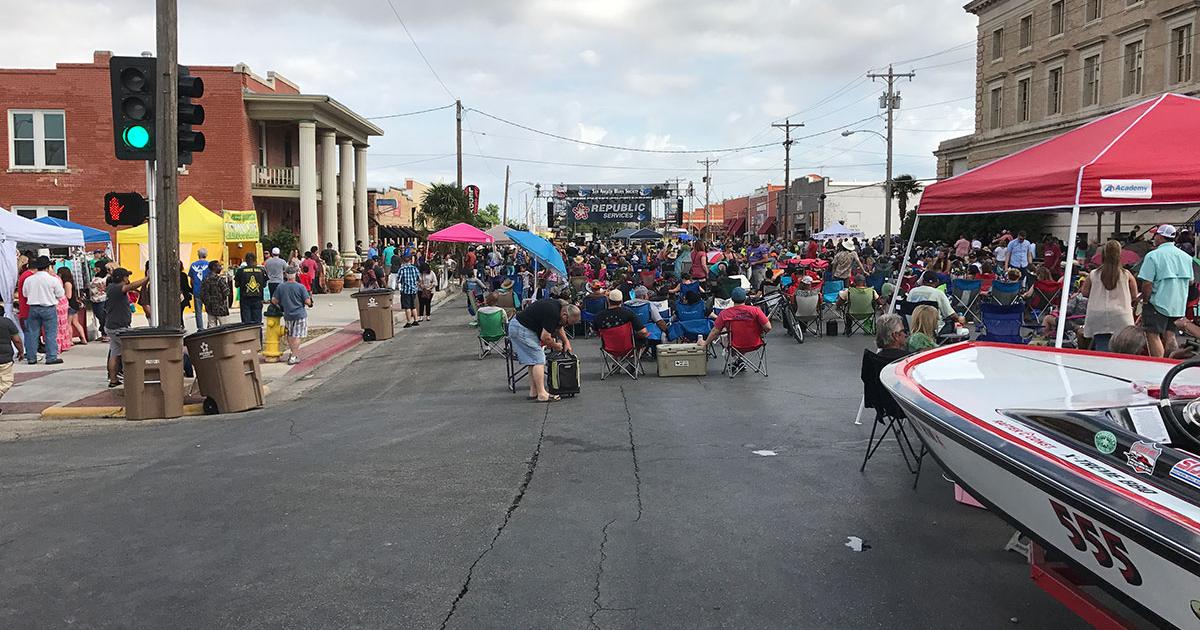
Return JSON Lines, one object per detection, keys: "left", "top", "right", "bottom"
{"left": 251, "top": 165, "right": 299, "bottom": 189}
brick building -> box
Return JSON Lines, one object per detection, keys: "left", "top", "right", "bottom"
{"left": 0, "top": 51, "right": 381, "bottom": 254}
{"left": 935, "top": 0, "right": 1200, "bottom": 238}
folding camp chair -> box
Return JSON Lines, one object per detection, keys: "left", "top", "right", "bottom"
{"left": 625, "top": 302, "right": 663, "bottom": 343}
{"left": 580, "top": 295, "right": 609, "bottom": 337}
{"left": 668, "top": 298, "right": 717, "bottom": 357}
{"left": 821, "top": 280, "right": 844, "bottom": 318}
{"left": 864, "top": 273, "right": 885, "bottom": 296}
{"left": 722, "top": 318, "right": 767, "bottom": 378}
{"left": 477, "top": 310, "right": 509, "bottom": 360}
{"left": 793, "top": 289, "right": 824, "bottom": 340}
{"left": 897, "top": 299, "right": 940, "bottom": 332}
{"left": 860, "top": 349, "right": 923, "bottom": 475}
{"left": 598, "top": 322, "right": 644, "bottom": 380}
{"left": 651, "top": 299, "right": 670, "bottom": 321}
{"left": 843, "top": 287, "right": 878, "bottom": 336}
{"left": 987, "top": 280, "right": 1022, "bottom": 305}
{"left": 978, "top": 302, "right": 1028, "bottom": 344}
{"left": 949, "top": 278, "right": 983, "bottom": 323}
{"left": 1026, "top": 279, "right": 1064, "bottom": 326}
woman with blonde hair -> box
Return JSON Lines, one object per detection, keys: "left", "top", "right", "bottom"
{"left": 1081, "top": 240, "right": 1138, "bottom": 351}
{"left": 906, "top": 304, "right": 940, "bottom": 352}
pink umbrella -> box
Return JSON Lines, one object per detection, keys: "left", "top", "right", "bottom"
{"left": 1090, "top": 248, "right": 1141, "bottom": 266}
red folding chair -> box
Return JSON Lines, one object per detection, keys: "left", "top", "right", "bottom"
{"left": 598, "top": 321, "right": 644, "bottom": 380}
{"left": 722, "top": 318, "right": 767, "bottom": 378}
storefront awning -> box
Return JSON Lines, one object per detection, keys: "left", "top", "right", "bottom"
{"left": 757, "top": 216, "right": 776, "bottom": 235}
{"left": 724, "top": 217, "right": 745, "bottom": 236}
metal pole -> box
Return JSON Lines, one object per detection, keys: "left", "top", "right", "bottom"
{"left": 502, "top": 164, "right": 510, "bottom": 226}
{"left": 1055, "top": 204, "right": 1082, "bottom": 348}
{"left": 155, "top": 0, "right": 181, "bottom": 329}
{"left": 698, "top": 158, "right": 717, "bottom": 237}
{"left": 455, "top": 100, "right": 463, "bottom": 189}
{"left": 772, "top": 120, "right": 803, "bottom": 242}
{"left": 145, "top": 161, "right": 159, "bottom": 326}
{"left": 867, "top": 65, "right": 913, "bottom": 250}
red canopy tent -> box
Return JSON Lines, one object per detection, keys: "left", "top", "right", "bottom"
{"left": 902, "top": 93, "right": 1200, "bottom": 345}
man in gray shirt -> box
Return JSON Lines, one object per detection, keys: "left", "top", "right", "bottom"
{"left": 270, "top": 266, "right": 312, "bottom": 365}
{"left": 264, "top": 247, "right": 287, "bottom": 298}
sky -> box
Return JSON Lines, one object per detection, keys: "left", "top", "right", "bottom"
{"left": 4, "top": 0, "right": 979, "bottom": 226}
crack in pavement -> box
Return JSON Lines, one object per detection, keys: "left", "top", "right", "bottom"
{"left": 619, "top": 386, "right": 643, "bottom": 522}
{"left": 287, "top": 417, "right": 302, "bottom": 441}
{"left": 438, "top": 405, "right": 550, "bottom": 630}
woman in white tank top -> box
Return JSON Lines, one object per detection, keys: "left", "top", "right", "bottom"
{"left": 1081, "top": 240, "right": 1138, "bottom": 351}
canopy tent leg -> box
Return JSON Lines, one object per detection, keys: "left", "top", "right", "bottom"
{"left": 1055, "top": 204, "right": 1081, "bottom": 348}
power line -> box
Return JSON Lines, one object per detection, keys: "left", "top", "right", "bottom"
{"left": 882, "top": 40, "right": 975, "bottom": 68}
{"left": 912, "top": 57, "right": 975, "bottom": 72}
{"left": 461, "top": 151, "right": 885, "bottom": 172}
{"left": 366, "top": 102, "right": 456, "bottom": 120}
{"left": 367, "top": 153, "right": 456, "bottom": 170}
{"left": 382, "top": 0, "right": 455, "bottom": 100}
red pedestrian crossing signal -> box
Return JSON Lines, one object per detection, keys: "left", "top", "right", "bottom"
{"left": 104, "top": 192, "right": 148, "bottom": 227}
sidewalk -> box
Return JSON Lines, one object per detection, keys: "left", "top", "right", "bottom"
{"left": 2, "top": 288, "right": 455, "bottom": 421}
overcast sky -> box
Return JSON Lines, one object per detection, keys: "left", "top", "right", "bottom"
{"left": 6, "top": 0, "right": 978, "bottom": 223}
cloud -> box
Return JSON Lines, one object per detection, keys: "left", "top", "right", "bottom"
{"left": 578, "top": 49, "right": 600, "bottom": 67}
{"left": 624, "top": 71, "right": 699, "bottom": 96}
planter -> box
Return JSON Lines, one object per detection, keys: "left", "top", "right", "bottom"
{"left": 343, "top": 273, "right": 361, "bottom": 289}
{"left": 326, "top": 278, "right": 345, "bottom": 294}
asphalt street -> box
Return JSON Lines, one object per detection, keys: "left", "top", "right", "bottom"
{"left": 0, "top": 303, "right": 1095, "bottom": 630}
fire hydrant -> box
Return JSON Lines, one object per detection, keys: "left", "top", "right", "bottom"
{"left": 263, "top": 305, "right": 284, "bottom": 362}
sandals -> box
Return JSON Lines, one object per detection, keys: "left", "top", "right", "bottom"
{"left": 535, "top": 395, "right": 562, "bottom": 403}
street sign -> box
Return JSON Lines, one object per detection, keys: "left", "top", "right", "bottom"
{"left": 464, "top": 184, "right": 480, "bottom": 214}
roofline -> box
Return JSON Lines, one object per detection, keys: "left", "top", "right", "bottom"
{"left": 243, "top": 93, "right": 384, "bottom": 142}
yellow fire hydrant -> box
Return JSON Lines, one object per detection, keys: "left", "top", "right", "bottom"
{"left": 263, "top": 310, "right": 284, "bottom": 362}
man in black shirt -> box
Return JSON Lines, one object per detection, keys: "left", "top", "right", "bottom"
{"left": 104, "top": 267, "right": 150, "bottom": 388}
{"left": 235, "top": 253, "right": 267, "bottom": 325}
{"left": 510, "top": 298, "right": 581, "bottom": 402}
{"left": 593, "top": 290, "right": 648, "bottom": 341}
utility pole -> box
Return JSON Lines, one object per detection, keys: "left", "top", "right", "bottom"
{"left": 455, "top": 100, "right": 463, "bottom": 188}
{"left": 155, "top": 0, "right": 181, "bottom": 328}
{"left": 772, "top": 119, "right": 803, "bottom": 242}
{"left": 698, "top": 158, "right": 718, "bottom": 236}
{"left": 867, "top": 64, "right": 914, "bottom": 251}
{"left": 502, "top": 164, "right": 510, "bottom": 226}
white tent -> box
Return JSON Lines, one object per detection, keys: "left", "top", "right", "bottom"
{"left": 0, "top": 206, "right": 85, "bottom": 322}
{"left": 812, "top": 222, "right": 864, "bottom": 240}
{"left": 486, "top": 224, "right": 514, "bottom": 244}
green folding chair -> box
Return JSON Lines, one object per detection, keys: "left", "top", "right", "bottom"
{"left": 844, "top": 287, "right": 878, "bottom": 336}
{"left": 477, "top": 310, "right": 508, "bottom": 359}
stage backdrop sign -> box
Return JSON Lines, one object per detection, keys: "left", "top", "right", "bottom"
{"left": 567, "top": 198, "right": 651, "bottom": 222}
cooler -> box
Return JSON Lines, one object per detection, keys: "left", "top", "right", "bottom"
{"left": 656, "top": 343, "right": 707, "bottom": 377}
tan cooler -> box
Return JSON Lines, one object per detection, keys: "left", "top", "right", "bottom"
{"left": 119, "top": 327, "right": 186, "bottom": 420}
{"left": 184, "top": 323, "right": 265, "bottom": 415}
{"left": 352, "top": 289, "right": 395, "bottom": 341}
{"left": 656, "top": 343, "right": 707, "bottom": 377}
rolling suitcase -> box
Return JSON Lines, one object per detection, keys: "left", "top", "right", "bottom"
{"left": 546, "top": 351, "right": 580, "bottom": 397}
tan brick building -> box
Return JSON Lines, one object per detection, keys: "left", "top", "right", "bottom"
{"left": 935, "top": 0, "right": 1200, "bottom": 238}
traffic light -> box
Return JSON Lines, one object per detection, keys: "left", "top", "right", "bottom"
{"left": 176, "top": 66, "right": 205, "bottom": 165}
{"left": 546, "top": 201, "right": 556, "bottom": 229}
{"left": 104, "top": 192, "right": 149, "bottom": 227}
{"left": 675, "top": 197, "right": 684, "bottom": 227}
{"left": 109, "top": 56, "right": 156, "bottom": 160}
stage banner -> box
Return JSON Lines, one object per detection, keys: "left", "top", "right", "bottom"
{"left": 567, "top": 198, "right": 651, "bottom": 222}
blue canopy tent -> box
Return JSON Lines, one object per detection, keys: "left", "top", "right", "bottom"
{"left": 33, "top": 216, "right": 110, "bottom": 243}
{"left": 505, "top": 230, "right": 567, "bottom": 300}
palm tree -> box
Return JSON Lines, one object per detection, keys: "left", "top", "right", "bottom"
{"left": 419, "top": 183, "right": 473, "bottom": 229}
{"left": 890, "top": 174, "right": 923, "bottom": 217}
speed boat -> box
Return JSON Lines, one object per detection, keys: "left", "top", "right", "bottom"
{"left": 881, "top": 343, "right": 1200, "bottom": 629}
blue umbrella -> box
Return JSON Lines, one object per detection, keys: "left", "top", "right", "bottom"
{"left": 505, "top": 230, "right": 566, "bottom": 300}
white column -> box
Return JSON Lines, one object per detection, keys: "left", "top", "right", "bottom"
{"left": 354, "top": 145, "right": 369, "bottom": 248}
{"left": 320, "top": 130, "right": 339, "bottom": 251}
{"left": 339, "top": 140, "right": 356, "bottom": 257}
{"left": 298, "top": 121, "right": 318, "bottom": 252}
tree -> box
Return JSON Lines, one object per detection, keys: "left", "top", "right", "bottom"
{"left": 890, "top": 174, "right": 923, "bottom": 218}
{"left": 419, "top": 183, "right": 473, "bottom": 230}
{"left": 477, "top": 203, "right": 501, "bottom": 228}
{"left": 900, "top": 207, "right": 1050, "bottom": 244}
{"left": 261, "top": 226, "right": 299, "bottom": 258}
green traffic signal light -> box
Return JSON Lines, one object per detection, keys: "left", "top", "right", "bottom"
{"left": 122, "top": 125, "right": 150, "bottom": 149}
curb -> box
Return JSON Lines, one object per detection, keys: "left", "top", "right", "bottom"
{"left": 40, "top": 403, "right": 207, "bottom": 420}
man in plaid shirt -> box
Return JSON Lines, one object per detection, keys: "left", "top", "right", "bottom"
{"left": 397, "top": 254, "right": 421, "bottom": 328}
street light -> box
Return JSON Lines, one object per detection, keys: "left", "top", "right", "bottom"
{"left": 842, "top": 128, "right": 895, "bottom": 252}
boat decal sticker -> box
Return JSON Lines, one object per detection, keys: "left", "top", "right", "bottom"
{"left": 1048, "top": 498, "right": 1143, "bottom": 587}
{"left": 1169, "top": 458, "right": 1200, "bottom": 490}
{"left": 1126, "top": 441, "right": 1162, "bottom": 476}
{"left": 1095, "top": 431, "right": 1118, "bottom": 455}
{"left": 1060, "top": 453, "right": 1160, "bottom": 495}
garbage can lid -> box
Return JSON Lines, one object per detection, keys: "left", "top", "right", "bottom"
{"left": 185, "top": 322, "right": 261, "bottom": 342}
{"left": 351, "top": 288, "right": 394, "bottom": 297}
{"left": 116, "top": 325, "right": 186, "bottom": 338}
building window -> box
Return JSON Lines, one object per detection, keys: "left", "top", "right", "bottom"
{"left": 1019, "top": 15, "right": 1033, "bottom": 50}
{"left": 1086, "top": 0, "right": 1102, "bottom": 23}
{"left": 1050, "top": 1, "right": 1065, "bottom": 36}
{"left": 992, "top": 28, "right": 1005, "bottom": 61}
{"left": 283, "top": 137, "right": 293, "bottom": 168}
{"left": 12, "top": 206, "right": 69, "bottom": 221}
{"left": 1123, "top": 40, "right": 1144, "bottom": 96}
{"left": 1172, "top": 24, "right": 1194, "bottom": 84}
{"left": 1017, "top": 78, "right": 1031, "bottom": 121}
{"left": 989, "top": 85, "right": 1004, "bottom": 128}
{"left": 1083, "top": 54, "right": 1101, "bottom": 106}
{"left": 1047, "top": 67, "right": 1063, "bottom": 114}
{"left": 8, "top": 110, "right": 66, "bottom": 169}
{"left": 257, "top": 122, "right": 267, "bottom": 167}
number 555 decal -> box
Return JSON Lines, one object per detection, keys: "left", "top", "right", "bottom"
{"left": 1049, "top": 499, "right": 1142, "bottom": 586}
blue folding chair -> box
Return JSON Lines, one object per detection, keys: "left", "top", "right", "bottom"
{"left": 822, "top": 280, "right": 844, "bottom": 317}
{"left": 978, "top": 303, "right": 1027, "bottom": 344}
{"left": 580, "top": 295, "right": 609, "bottom": 337}
{"left": 668, "top": 299, "right": 714, "bottom": 344}
{"left": 988, "top": 280, "right": 1022, "bottom": 306}
{"left": 865, "top": 273, "right": 885, "bottom": 296}
{"left": 625, "top": 302, "right": 662, "bottom": 342}
{"left": 950, "top": 278, "right": 983, "bottom": 323}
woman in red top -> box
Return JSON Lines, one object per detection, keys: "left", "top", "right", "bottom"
{"left": 690, "top": 240, "right": 708, "bottom": 280}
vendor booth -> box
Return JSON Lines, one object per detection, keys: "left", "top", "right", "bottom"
{"left": 222, "top": 209, "right": 264, "bottom": 267}
{"left": 0, "top": 206, "right": 85, "bottom": 323}
{"left": 117, "top": 196, "right": 233, "bottom": 274}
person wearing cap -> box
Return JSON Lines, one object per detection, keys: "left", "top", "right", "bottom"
{"left": 698, "top": 287, "right": 770, "bottom": 348}
{"left": 1139, "top": 224, "right": 1194, "bottom": 357}
{"left": 103, "top": 267, "right": 150, "bottom": 387}
{"left": 264, "top": 247, "right": 287, "bottom": 298}
{"left": 21, "top": 256, "right": 65, "bottom": 365}
{"left": 593, "top": 289, "right": 649, "bottom": 340}
{"left": 270, "top": 266, "right": 313, "bottom": 365}
{"left": 188, "top": 248, "right": 210, "bottom": 329}
{"left": 906, "top": 271, "right": 965, "bottom": 326}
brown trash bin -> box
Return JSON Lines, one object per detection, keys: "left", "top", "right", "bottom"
{"left": 119, "top": 327, "right": 186, "bottom": 421}
{"left": 352, "top": 289, "right": 395, "bottom": 341}
{"left": 184, "top": 323, "right": 265, "bottom": 415}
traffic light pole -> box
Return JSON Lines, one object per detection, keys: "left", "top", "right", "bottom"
{"left": 145, "top": 161, "right": 159, "bottom": 326}
{"left": 155, "top": 0, "right": 181, "bottom": 329}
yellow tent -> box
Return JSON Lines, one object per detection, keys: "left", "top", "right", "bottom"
{"left": 117, "top": 196, "right": 226, "bottom": 277}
